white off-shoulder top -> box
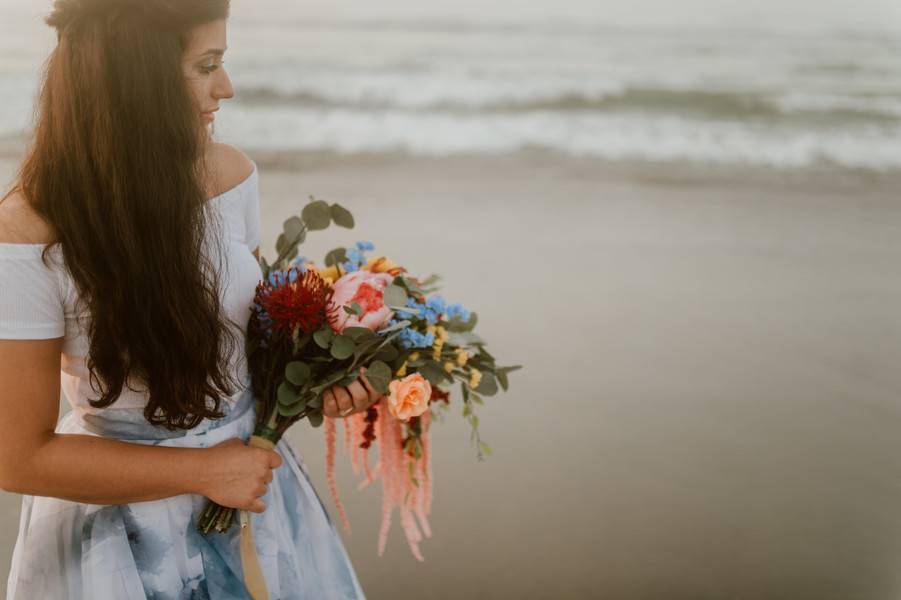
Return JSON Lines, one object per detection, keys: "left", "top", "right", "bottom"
{"left": 0, "top": 163, "right": 263, "bottom": 420}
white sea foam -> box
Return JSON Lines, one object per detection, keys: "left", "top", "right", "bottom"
{"left": 1, "top": 13, "right": 900, "bottom": 170}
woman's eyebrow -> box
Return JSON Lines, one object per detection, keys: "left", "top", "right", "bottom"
{"left": 199, "top": 48, "right": 226, "bottom": 58}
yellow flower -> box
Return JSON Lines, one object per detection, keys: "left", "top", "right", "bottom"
{"left": 444, "top": 361, "right": 455, "bottom": 373}
{"left": 409, "top": 352, "right": 420, "bottom": 362}
{"left": 436, "top": 326, "right": 449, "bottom": 342}
{"left": 318, "top": 265, "right": 341, "bottom": 282}
{"left": 366, "top": 256, "right": 405, "bottom": 276}
{"left": 396, "top": 361, "right": 408, "bottom": 377}
{"left": 431, "top": 337, "right": 444, "bottom": 361}
{"left": 469, "top": 368, "right": 482, "bottom": 390}
{"left": 455, "top": 349, "right": 469, "bottom": 367}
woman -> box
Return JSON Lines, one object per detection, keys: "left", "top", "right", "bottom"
{"left": 0, "top": 0, "right": 374, "bottom": 598}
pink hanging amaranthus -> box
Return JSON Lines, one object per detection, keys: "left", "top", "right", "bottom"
{"left": 323, "top": 396, "right": 434, "bottom": 561}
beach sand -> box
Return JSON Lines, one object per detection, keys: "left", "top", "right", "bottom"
{"left": 1, "top": 151, "right": 901, "bottom": 599}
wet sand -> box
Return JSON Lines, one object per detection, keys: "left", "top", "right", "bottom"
{"left": 2, "top": 151, "right": 901, "bottom": 599}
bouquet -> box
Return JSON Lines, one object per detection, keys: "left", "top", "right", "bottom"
{"left": 196, "top": 198, "right": 519, "bottom": 596}
{"left": 196, "top": 199, "right": 406, "bottom": 535}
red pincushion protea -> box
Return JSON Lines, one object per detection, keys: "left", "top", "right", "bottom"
{"left": 259, "top": 268, "right": 333, "bottom": 334}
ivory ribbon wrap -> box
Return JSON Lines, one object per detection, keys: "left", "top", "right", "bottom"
{"left": 240, "top": 434, "right": 276, "bottom": 600}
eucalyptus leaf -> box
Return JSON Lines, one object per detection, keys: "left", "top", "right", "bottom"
{"left": 364, "top": 361, "right": 392, "bottom": 394}
{"left": 307, "top": 394, "right": 324, "bottom": 409}
{"left": 307, "top": 411, "right": 324, "bottom": 428}
{"left": 285, "top": 361, "right": 311, "bottom": 386}
{"left": 447, "top": 331, "right": 485, "bottom": 347}
{"left": 353, "top": 337, "right": 382, "bottom": 360}
{"left": 330, "top": 335, "right": 356, "bottom": 360}
{"left": 277, "top": 381, "right": 300, "bottom": 406}
{"left": 373, "top": 344, "right": 399, "bottom": 363}
{"left": 376, "top": 320, "right": 411, "bottom": 335}
{"left": 383, "top": 285, "right": 407, "bottom": 309}
{"left": 343, "top": 327, "right": 375, "bottom": 341}
{"left": 343, "top": 303, "right": 363, "bottom": 316}
{"left": 475, "top": 372, "right": 499, "bottom": 396}
{"left": 313, "top": 327, "right": 335, "bottom": 349}
{"left": 324, "top": 248, "right": 348, "bottom": 268}
{"left": 283, "top": 216, "right": 305, "bottom": 240}
{"left": 302, "top": 201, "right": 332, "bottom": 231}
{"left": 445, "top": 312, "right": 479, "bottom": 333}
{"left": 278, "top": 398, "right": 307, "bottom": 417}
{"left": 418, "top": 360, "right": 452, "bottom": 386}
{"left": 276, "top": 233, "right": 288, "bottom": 254}
{"left": 330, "top": 203, "right": 355, "bottom": 228}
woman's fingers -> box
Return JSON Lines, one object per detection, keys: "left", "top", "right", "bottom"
{"left": 323, "top": 388, "right": 338, "bottom": 418}
{"left": 346, "top": 380, "right": 370, "bottom": 412}
{"left": 333, "top": 385, "right": 353, "bottom": 416}
{"left": 358, "top": 368, "right": 383, "bottom": 404}
{"left": 321, "top": 368, "right": 386, "bottom": 419}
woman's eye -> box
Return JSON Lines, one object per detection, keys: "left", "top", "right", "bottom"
{"left": 199, "top": 62, "right": 223, "bottom": 75}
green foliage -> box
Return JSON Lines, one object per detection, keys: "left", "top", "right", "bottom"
{"left": 278, "top": 398, "right": 307, "bottom": 417}
{"left": 343, "top": 327, "right": 375, "bottom": 341}
{"left": 330, "top": 203, "right": 355, "bottom": 228}
{"left": 383, "top": 285, "right": 408, "bottom": 309}
{"left": 302, "top": 200, "right": 332, "bottom": 231}
{"left": 307, "top": 411, "right": 324, "bottom": 428}
{"left": 343, "top": 303, "right": 363, "bottom": 316}
{"left": 324, "top": 248, "right": 348, "bottom": 268}
{"left": 330, "top": 335, "right": 356, "bottom": 360}
{"left": 277, "top": 381, "right": 300, "bottom": 406}
{"left": 474, "top": 372, "right": 499, "bottom": 396}
{"left": 445, "top": 312, "right": 479, "bottom": 333}
{"left": 418, "top": 360, "right": 453, "bottom": 386}
{"left": 284, "top": 361, "right": 311, "bottom": 386}
{"left": 313, "top": 327, "right": 335, "bottom": 349}
{"left": 364, "top": 361, "right": 392, "bottom": 394}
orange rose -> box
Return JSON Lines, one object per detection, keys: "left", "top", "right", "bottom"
{"left": 387, "top": 373, "right": 431, "bottom": 421}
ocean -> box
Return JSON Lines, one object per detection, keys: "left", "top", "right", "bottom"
{"left": 1, "top": 8, "right": 900, "bottom": 170}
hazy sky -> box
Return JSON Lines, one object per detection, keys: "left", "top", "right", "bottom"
{"left": 2, "top": 0, "right": 899, "bottom": 32}
{"left": 252, "top": 0, "right": 901, "bottom": 30}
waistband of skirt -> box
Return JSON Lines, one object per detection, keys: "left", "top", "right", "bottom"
{"left": 74, "top": 385, "right": 257, "bottom": 443}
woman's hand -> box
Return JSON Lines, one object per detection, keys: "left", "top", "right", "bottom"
{"left": 322, "top": 367, "right": 384, "bottom": 419}
{"left": 198, "top": 437, "right": 283, "bottom": 513}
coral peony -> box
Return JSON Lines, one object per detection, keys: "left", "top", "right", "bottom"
{"left": 327, "top": 270, "right": 395, "bottom": 332}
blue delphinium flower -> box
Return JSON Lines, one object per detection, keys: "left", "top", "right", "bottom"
{"left": 445, "top": 302, "right": 471, "bottom": 322}
{"left": 340, "top": 261, "right": 360, "bottom": 273}
{"left": 292, "top": 255, "right": 311, "bottom": 273}
{"left": 355, "top": 241, "right": 375, "bottom": 252}
{"left": 346, "top": 248, "right": 365, "bottom": 266}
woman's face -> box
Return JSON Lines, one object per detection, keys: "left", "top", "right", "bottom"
{"left": 182, "top": 18, "right": 234, "bottom": 130}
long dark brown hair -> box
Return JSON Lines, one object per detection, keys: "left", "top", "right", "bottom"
{"left": 8, "top": 0, "right": 240, "bottom": 430}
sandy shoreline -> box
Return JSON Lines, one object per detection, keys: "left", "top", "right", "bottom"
{"left": 1, "top": 149, "right": 901, "bottom": 599}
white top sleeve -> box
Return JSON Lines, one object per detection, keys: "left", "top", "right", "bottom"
{"left": 244, "top": 162, "right": 261, "bottom": 252}
{"left": 0, "top": 246, "right": 66, "bottom": 340}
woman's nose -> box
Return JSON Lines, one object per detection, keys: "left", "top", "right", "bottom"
{"left": 214, "top": 67, "right": 235, "bottom": 100}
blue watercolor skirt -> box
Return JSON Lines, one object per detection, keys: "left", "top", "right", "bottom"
{"left": 5, "top": 386, "right": 366, "bottom": 599}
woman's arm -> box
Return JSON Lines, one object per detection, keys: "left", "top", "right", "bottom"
{"left": 0, "top": 337, "right": 211, "bottom": 503}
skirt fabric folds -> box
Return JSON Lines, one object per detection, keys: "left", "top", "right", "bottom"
{"left": 5, "top": 386, "right": 366, "bottom": 599}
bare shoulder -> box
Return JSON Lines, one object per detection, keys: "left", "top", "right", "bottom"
{"left": 0, "top": 188, "right": 54, "bottom": 245}
{"left": 206, "top": 143, "right": 255, "bottom": 198}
